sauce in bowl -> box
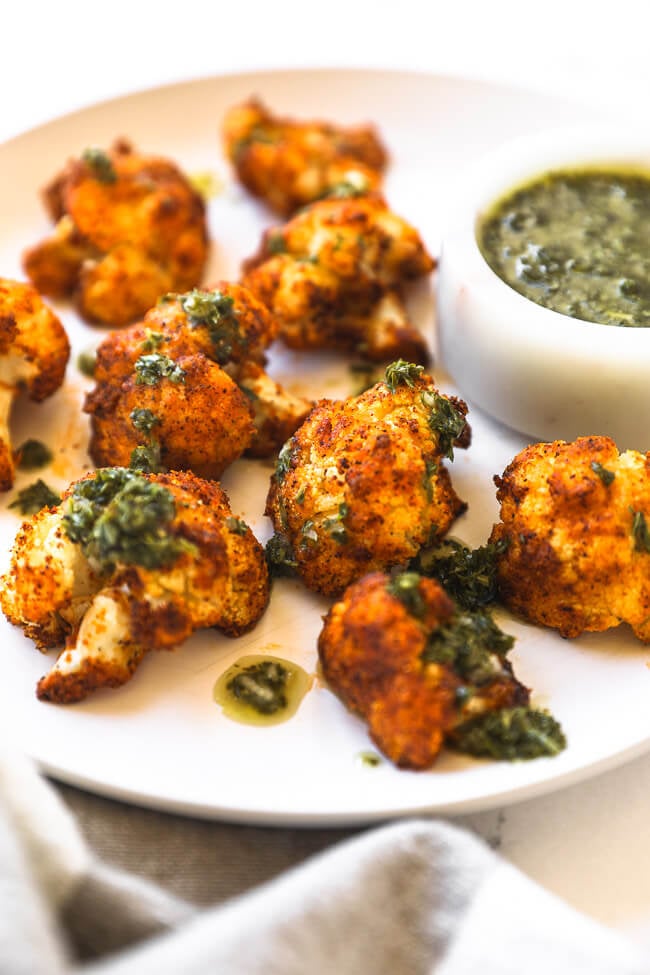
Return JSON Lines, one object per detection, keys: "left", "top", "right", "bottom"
{"left": 478, "top": 168, "right": 650, "bottom": 327}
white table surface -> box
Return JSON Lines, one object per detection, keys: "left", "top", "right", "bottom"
{"left": 4, "top": 0, "right": 650, "bottom": 952}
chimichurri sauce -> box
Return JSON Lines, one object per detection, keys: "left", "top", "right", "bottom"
{"left": 479, "top": 169, "right": 650, "bottom": 327}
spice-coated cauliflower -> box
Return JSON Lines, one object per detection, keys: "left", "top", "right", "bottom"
{"left": 242, "top": 193, "right": 434, "bottom": 363}
{"left": 491, "top": 435, "right": 650, "bottom": 641}
{"left": 265, "top": 362, "right": 470, "bottom": 596}
{"left": 0, "top": 468, "right": 270, "bottom": 703}
{"left": 84, "top": 284, "right": 313, "bottom": 477}
{"left": 318, "top": 571, "right": 531, "bottom": 769}
{"left": 23, "top": 140, "right": 208, "bottom": 327}
{"left": 222, "top": 97, "right": 387, "bottom": 215}
{"left": 0, "top": 278, "right": 70, "bottom": 491}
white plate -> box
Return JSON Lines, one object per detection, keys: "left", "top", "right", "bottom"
{"left": 1, "top": 68, "right": 644, "bottom": 826}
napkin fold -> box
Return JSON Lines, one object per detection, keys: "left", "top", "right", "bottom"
{"left": 0, "top": 744, "right": 645, "bottom": 975}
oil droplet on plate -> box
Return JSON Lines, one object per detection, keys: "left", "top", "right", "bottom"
{"left": 357, "top": 750, "right": 382, "bottom": 768}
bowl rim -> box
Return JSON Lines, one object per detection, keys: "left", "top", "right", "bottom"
{"left": 442, "top": 124, "right": 650, "bottom": 350}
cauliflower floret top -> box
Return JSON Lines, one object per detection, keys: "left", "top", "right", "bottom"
{"left": 265, "top": 362, "right": 470, "bottom": 596}
{"left": 23, "top": 140, "right": 209, "bottom": 327}
{"left": 0, "top": 467, "right": 270, "bottom": 703}
{"left": 0, "top": 278, "right": 70, "bottom": 490}
{"left": 491, "top": 435, "right": 650, "bottom": 642}
{"left": 84, "top": 284, "right": 312, "bottom": 477}
{"left": 241, "top": 193, "right": 434, "bottom": 363}
{"left": 222, "top": 97, "right": 387, "bottom": 215}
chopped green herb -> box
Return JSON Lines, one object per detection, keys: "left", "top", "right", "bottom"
{"left": 266, "top": 232, "right": 287, "bottom": 255}
{"left": 265, "top": 533, "right": 298, "bottom": 576}
{"left": 134, "top": 353, "right": 185, "bottom": 386}
{"left": 358, "top": 751, "right": 382, "bottom": 767}
{"left": 233, "top": 126, "right": 277, "bottom": 161}
{"left": 384, "top": 360, "right": 424, "bottom": 392}
{"left": 321, "top": 502, "right": 349, "bottom": 543}
{"left": 386, "top": 571, "right": 426, "bottom": 618}
{"left": 591, "top": 461, "right": 615, "bottom": 486}
{"left": 129, "top": 408, "right": 161, "bottom": 436}
{"left": 450, "top": 707, "right": 567, "bottom": 760}
{"left": 454, "top": 685, "right": 474, "bottom": 707}
{"left": 139, "top": 329, "right": 166, "bottom": 353}
{"left": 15, "top": 440, "right": 53, "bottom": 471}
{"left": 300, "top": 519, "right": 319, "bottom": 546}
{"left": 226, "top": 660, "right": 289, "bottom": 715}
{"left": 62, "top": 468, "right": 191, "bottom": 572}
{"left": 180, "top": 289, "right": 242, "bottom": 365}
{"left": 326, "top": 171, "right": 370, "bottom": 199}
{"left": 225, "top": 516, "right": 248, "bottom": 536}
{"left": 274, "top": 441, "right": 294, "bottom": 482}
{"left": 423, "top": 610, "right": 514, "bottom": 684}
{"left": 81, "top": 147, "right": 117, "bottom": 184}
{"left": 631, "top": 508, "right": 650, "bottom": 553}
{"left": 76, "top": 349, "right": 97, "bottom": 378}
{"left": 422, "top": 457, "right": 438, "bottom": 503}
{"left": 420, "top": 389, "right": 466, "bottom": 459}
{"left": 129, "top": 441, "right": 163, "bottom": 473}
{"left": 295, "top": 486, "right": 306, "bottom": 504}
{"left": 9, "top": 479, "right": 60, "bottom": 515}
{"left": 415, "top": 538, "right": 507, "bottom": 610}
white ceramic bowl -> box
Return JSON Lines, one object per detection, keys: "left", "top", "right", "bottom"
{"left": 436, "top": 127, "right": 650, "bottom": 451}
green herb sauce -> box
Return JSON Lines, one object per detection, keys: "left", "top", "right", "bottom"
{"left": 179, "top": 289, "right": 242, "bottom": 365}
{"left": 422, "top": 610, "right": 514, "bottom": 685}
{"left": 265, "top": 533, "right": 298, "bottom": 576}
{"left": 225, "top": 516, "right": 248, "bottom": 536}
{"left": 134, "top": 353, "right": 185, "bottom": 386}
{"left": 62, "top": 468, "right": 191, "bottom": 572}
{"left": 450, "top": 707, "right": 567, "bottom": 760}
{"left": 414, "top": 537, "right": 507, "bottom": 610}
{"left": 479, "top": 168, "right": 650, "bottom": 326}
{"left": 214, "top": 654, "right": 312, "bottom": 726}
{"left": 16, "top": 440, "right": 53, "bottom": 471}
{"left": 9, "top": 480, "right": 60, "bottom": 515}
{"left": 81, "top": 147, "right": 117, "bottom": 185}
{"left": 386, "top": 571, "right": 427, "bottom": 618}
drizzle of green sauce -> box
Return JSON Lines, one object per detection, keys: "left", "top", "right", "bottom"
{"left": 479, "top": 168, "right": 650, "bottom": 326}
{"left": 134, "top": 353, "right": 185, "bottom": 386}
{"left": 214, "top": 654, "right": 312, "bottom": 726}
{"left": 15, "top": 440, "right": 53, "bottom": 471}
{"left": 9, "top": 480, "right": 60, "bottom": 515}
{"left": 62, "top": 468, "right": 192, "bottom": 572}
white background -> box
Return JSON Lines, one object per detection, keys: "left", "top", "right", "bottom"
{"left": 4, "top": 0, "right": 650, "bottom": 950}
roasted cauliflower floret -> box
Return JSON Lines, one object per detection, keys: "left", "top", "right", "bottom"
{"left": 23, "top": 140, "right": 208, "bottom": 327}
{"left": 84, "top": 284, "right": 313, "bottom": 476}
{"left": 0, "top": 278, "right": 70, "bottom": 490}
{"left": 491, "top": 435, "right": 650, "bottom": 642}
{"left": 318, "top": 571, "right": 530, "bottom": 769}
{"left": 265, "top": 362, "right": 470, "bottom": 596}
{"left": 241, "top": 194, "right": 434, "bottom": 363}
{"left": 0, "top": 468, "right": 270, "bottom": 703}
{"left": 222, "top": 97, "right": 387, "bottom": 215}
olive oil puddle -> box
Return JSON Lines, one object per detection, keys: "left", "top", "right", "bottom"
{"left": 214, "top": 654, "right": 313, "bottom": 726}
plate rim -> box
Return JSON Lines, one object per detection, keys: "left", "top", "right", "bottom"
{"left": 1, "top": 65, "right": 636, "bottom": 825}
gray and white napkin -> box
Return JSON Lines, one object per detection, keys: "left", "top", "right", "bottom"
{"left": 0, "top": 743, "right": 645, "bottom": 974}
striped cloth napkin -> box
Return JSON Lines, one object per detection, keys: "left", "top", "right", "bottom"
{"left": 0, "top": 744, "right": 644, "bottom": 975}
